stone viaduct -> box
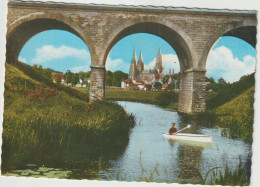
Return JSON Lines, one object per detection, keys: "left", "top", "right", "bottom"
{"left": 6, "top": 0, "right": 257, "bottom": 114}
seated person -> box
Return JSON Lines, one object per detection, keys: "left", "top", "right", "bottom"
{"left": 169, "top": 123, "right": 178, "bottom": 135}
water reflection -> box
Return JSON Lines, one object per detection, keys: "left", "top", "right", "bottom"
{"left": 177, "top": 144, "right": 203, "bottom": 183}
{"left": 100, "top": 101, "right": 251, "bottom": 183}
{"left": 4, "top": 101, "right": 252, "bottom": 183}
{"left": 167, "top": 121, "right": 204, "bottom": 183}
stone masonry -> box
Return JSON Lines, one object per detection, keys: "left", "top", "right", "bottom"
{"left": 6, "top": 1, "right": 257, "bottom": 114}
{"left": 178, "top": 71, "right": 206, "bottom": 114}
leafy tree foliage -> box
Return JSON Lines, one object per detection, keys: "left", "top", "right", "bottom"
{"left": 71, "top": 74, "right": 79, "bottom": 86}
{"left": 56, "top": 76, "right": 62, "bottom": 84}
{"left": 146, "top": 84, "right": 152, "bottom": 91}
{"left": 112, "top": 71, "right": 128, "bottom": 87}
{"left": 154, "top": 82, "right": 162, "bottom": 90}
{"left": 65, "top": 70, "right": 73, "bottom": 85}
{"left": 106, "top": 70, "right": 113, "bottom": 86}
{"left": 167, "top": 83, "right": 176, "bottom": 90}
{"left": 156, "top": 91, "right": 179, "bottom": 107}
{"left": 163, "top": 75, "right": 170, "bottom": 84}
{"left": 31, "top": 64, "right": 56, "bottom": 81}
{"left": 206, "top": 73, "right": 255, "bottom": 109}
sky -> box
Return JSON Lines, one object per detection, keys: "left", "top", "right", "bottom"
{"left": 19, "top": 30, "right": 256, "bottom": 83}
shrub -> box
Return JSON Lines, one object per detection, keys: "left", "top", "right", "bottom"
{"left": 156, "top": 91, "right": 179, "bottom": 107}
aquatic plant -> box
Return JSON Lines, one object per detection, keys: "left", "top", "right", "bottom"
{"left": 194, "top": 160, "right": 249, "bottom": 186}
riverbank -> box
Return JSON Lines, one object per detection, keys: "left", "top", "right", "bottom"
{"left": 2, "top": 63, "right": 135, "bottom": 175}
{"left": 98, "top": 101, "right": 252, "bottom": 185}
{"left": 106, "top": 89, "right": 161, "bottom": 104}
{"left": 74, "top": 87, "right": 179, "bottom": 111}
{"left": 181, "top": 86, "right": 254, "bottom": 143}
{"left": 74, "top": 75, "right": 254, "bottom": 143}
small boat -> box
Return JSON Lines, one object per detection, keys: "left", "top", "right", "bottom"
{"left": 163, "top": 133, "right": 213, "bottom": 143}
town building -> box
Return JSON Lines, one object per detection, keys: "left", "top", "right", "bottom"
{"left": 129, "top": 49, "right": 165, "bottom": 84}
{"left": 52, "top": 73, "right": 66, "bottom": 84}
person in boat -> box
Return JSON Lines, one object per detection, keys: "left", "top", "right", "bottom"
{"left": 169, "top": 123, "right": 178, "bottom": 135}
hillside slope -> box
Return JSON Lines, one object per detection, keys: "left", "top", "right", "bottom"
{"left": 2, "top": 63, "right": 135, "bottom": 174}
{"left": 13, "top": 61, "right": 89, "bottom": 102}
{"left": 207, "top": 73, "right": 255, "bottom": 109}
{"left": 214, "top": 86, "right": 254, "bottom": 142}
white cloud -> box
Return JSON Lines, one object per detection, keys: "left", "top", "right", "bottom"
{"left": 31, "top": 45, "right": 90, "bottom": 64}
{"left": 71, "top": 65, "right": 91, "bottom": 73}
{"left": 18, "top": 56, "right": 27, "bottom": 63}
{"left": 145, "top": 54, "right": 180, "bottom": 74}
{"left": 206, "top": 46, "right": 256, "bottom": 83}
{"left": 106, "top": 57, "right": 129, "bottom": 73}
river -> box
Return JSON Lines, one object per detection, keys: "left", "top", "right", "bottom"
{"left": 99, "top": 101, "right": 252, "bottom": 183}
{"left": 4, "top": 101, "right": 252, "bottom": 183}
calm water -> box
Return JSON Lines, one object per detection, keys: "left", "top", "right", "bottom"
{"left": 5, "top": 101, "right": 252, "bottom": 183}
{"left": 99, "top": 101, "right": 252, "bottom": 183}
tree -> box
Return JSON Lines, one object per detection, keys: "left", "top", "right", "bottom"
{"left": 206, "top": 77, "right": 215, "bottom": 83}
{"left": 218, "top": 77, "right": 227, "bottom": 85}
{"left": 65, "top": 70, "right": 73, "bottom": 85}
{"left": 56, "top": 76, "right": 62, "bottom": 84}
{"left": 154, "top": 82, "right": 162, "bottom": 90}
{"left": 168, "top": 82, "right": 175, "bottom": 90}
{"left": 146, "top": 84, "right": 152, "bottom": 91}
{"left": 32, "top": 64, "right": 38, "bottom": 71}
{"left": 43, "top": 68, "right": 55, "bottom": 81}
{"left": 156, "top": 91, "right": 179, "bottom": 106}
{"left": 163, "top": 75, "right": 170, "bottom": 84}
{"left": 112, "top": 71, "right": 128, "bottom": 87}
{"left": 71, "top": 74, "right": 79, "bottom": 86}
{"left": 38, "top": 65, "right": 43, "bottom": 73}
{"left": 106, "top": 70, "right": 113, "bottom": 86}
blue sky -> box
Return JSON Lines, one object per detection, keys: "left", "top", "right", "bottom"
{"left": 19, "top": 30, "right": 256, "bottom": 83}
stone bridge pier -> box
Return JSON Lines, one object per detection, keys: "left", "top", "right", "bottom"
{"left": 6, "top": 1, "right": 256, "bottom": 114}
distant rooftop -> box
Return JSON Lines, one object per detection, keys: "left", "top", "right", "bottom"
{"left": 9, "top": 0, "right": 257, "bottom": 14}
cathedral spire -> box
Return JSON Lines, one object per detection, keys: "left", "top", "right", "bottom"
{"left": 138, "top": 51, "right": 144, "bottom": 71}
{"left": 155, "top": 48, "right": 163, "bottom": 74}
{"left": 133, "top": 50, "right": 137, "bottom": 61}
{"left": 129, "top": 50, "right": 137, "bottom": 80}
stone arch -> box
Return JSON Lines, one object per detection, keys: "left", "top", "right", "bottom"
{"left": 6, "top": 12, "right": 93, "bottom": 64}
{"left": 100, "top": 18, "right": 196, "bottom": 73}
{"left": 199, "top": 21, "right": 257, "bottom": 69}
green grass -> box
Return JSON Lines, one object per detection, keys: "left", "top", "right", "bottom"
{"left": 214, "top": 86, "right": 254, "bottom": 143}
{"left": 14, "top": 61, "right": 89, "bottom": 102}
{"left": 74, "top": 87, "right": 170, "bottom": 106}
{"left": 105, "top": 89, "right": 161, "bottom": 104}
{"left": 2, "top": 63, "right": 135, "bottom": 173}
{"left": 206, "top": 73, "right": 255, "bottom": 110}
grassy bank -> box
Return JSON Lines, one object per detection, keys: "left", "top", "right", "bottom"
{"left": 2, "top": 63, "right": 135, "bottom": 173}
{"left": 76, "top": 75, "right": 254, "bottom": 143}
{"left": 214, "top": 87, "right": 254, "bottom": 143}
{"left": 185, "top": 86, "right": 254, "bottom": 143}
{"left": 74, "top": 88, "right": 179, "bottom": 111}
{"left": 15, "top": 61, "right": 90, "bottom": 102}
{"left": 105, "top": 89, "right": 161, "bottom": 104}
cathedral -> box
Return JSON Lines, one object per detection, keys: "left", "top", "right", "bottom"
{"left": 129, "top": 49, "right": 164, "bottom": 84}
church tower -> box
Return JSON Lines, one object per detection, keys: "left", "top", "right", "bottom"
{"left": 129, "top": 50, "right": 138, "bottom": 80}
{"left": 155, "top": 48, "right": 163, "bottom": 74}
{"left": 137, "top": 51, "right": 144, "bottom": 72}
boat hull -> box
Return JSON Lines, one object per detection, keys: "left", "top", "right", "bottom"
{"left": 163, "top": 133, "right": 213, "bottom": 143}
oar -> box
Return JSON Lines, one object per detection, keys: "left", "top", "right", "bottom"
{"left": 176, "top": 124, "right": 192, "bottom": 134}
